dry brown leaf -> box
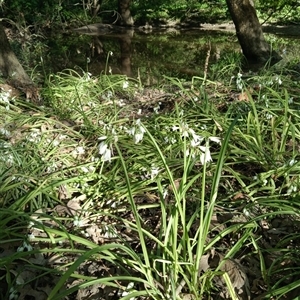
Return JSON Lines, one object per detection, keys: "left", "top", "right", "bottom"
{"left": 238, "top": 92, "right": 250, "bottom": 102}
{"left": 58, "top": 185, "right": 69, "bottom": 200}
{"left": 66, "top": 198, "right": 82, "bottom": 215}
{"left": 198, "top": 253, "right": 211, "bottom": 272}
{"left": 86, "top": 224, "right": 104, "bottom": 244}
{"left": 213, "top": 253, "right": 251, "bottom": 300}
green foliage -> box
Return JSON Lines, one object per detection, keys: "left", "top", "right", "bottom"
{"left": 2, "top": 0, "right": 83, "bottom": 26}
{"left": 257, "top": 0, "right": 300, "bottom": 24}
{"left": 1, "top": 0, "right": 299, "bottom": 27}
{"left": 1, "top": 63, "right": 300, "bottom": 298}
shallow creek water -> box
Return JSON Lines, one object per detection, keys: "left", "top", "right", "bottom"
{"left": 44, "top": 25, "right": 300, "bottom": 85}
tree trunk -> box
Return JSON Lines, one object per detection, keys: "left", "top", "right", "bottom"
{"left": 0, "top": 22, "right": 39, "bottom": 102}
{"left": 0, "top": 23, "right": 32, "bottom": 84}
{"left": 118, "top": 0, "right": 134, "bottom": 26}
{"left": 225, "top": 0, "right": 281, "bottom": 65}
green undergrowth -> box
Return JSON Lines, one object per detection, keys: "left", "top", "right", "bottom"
{"left": 1, "top": 67, "right": 300, "bottom": 299}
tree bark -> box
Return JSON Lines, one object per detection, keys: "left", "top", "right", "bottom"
{"left": 0, "top": 22, "right": 39, "bottom": 102}
{"left": 0, "top": 23, "right": 32, "bottom": 84}
{"left": 118, "top": 0, "right": 134, "bottom": 26}
{"left": 226, "top": 0, "right": 281, "bottom": 65}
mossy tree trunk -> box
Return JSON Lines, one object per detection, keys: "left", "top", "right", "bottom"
{"left": 225, "top": 0, "right": 281, "bottom": 65}
{"left": 0, "top": 22, "right": 39, "bottom": 102}
{"left": 118, "top": 0, "right": 134, "bottom": 26}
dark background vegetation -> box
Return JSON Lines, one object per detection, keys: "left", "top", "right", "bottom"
{"left": 1, "top": 0, "right": 300, "bottom": 29}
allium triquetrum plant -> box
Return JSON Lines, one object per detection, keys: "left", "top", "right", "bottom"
{"left": 1, "top": 66, "right": 300, "bottom": 299}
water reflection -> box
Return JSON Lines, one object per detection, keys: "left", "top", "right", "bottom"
{"left": 87, "top": 30, "right": 133, "bottom": 77}
{"left": 44, "top": 25, "right": 300, "bottom": 84}
{"left": 119, "top": 34, "right": 132, "bottom": 77}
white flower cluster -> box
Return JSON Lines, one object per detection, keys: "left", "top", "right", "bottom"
{"left": 17, "top": 240, "right": 33, "bottom": 252}
{"left": 0, "top": 90, "right": 11, "bottom": 110}
{"left": 98, "top": 119, "right": 148, "bottom": 162}
{"left": 236, "top": 72, "right": 243, "bottom": 91}
{"left": 97, "top": 122, "right": 119, "bottom": 162}
{"left": 172, "top": 122, "right": 221, "bottom": 164}
{"left": 0, "top": 127, "right": 11, "bottom": 138}
{"left": 126, "top": 119, "right": 146, "bottom": 144}
{"left": 98, "top": 138, "right": 112, "bottom": 162}
{"left": 141, "top": 165, "right": 160, "bottom": 180}
{"left": 0, "top": 141, "right": 14, "bottom": 166}
{"left": 27, "top": 128, "right": 42, "bottom": 143}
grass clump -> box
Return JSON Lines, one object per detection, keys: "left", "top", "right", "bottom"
{"left": 1, "top": 65, "right": 300, "bottom": 299}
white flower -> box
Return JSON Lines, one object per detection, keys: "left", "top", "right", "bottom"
{"left": 127, "top": 119, "right": 146, "bottom": 144}
{"left": 120, "top": 282, "right": 135, "bottom": 300}
{"left": 84, "top": 71, "right": 92, "bottom": 80}
{"left": 133, "top": 131, "right": 144, "bottom": 144}
{"left": 236, "top": 73, "right": 243, "bottom": 90}
{"left": 74, "top": 146, "right": 85, "bottom": 155}
{"left": 289, "top": 158, "right": 297, "bottom": 166}
{"left": 243, "top": 208, "right": 251, "bottom": 217}
{"left": 102, "top": 148, "right": 111, "bottom": 161}
{"left": 73, "top": 216, "right": 84, "bottom": 227}
{"left": 103, "top": 90, "right": 113, "bottom": 100}
{"left": 81, "top": 166, "right": 89, "bottom": 173}
{"left": 172, "top": 122, "right": 190, "bottom": 137}
{"left": 28, "top": 233, "right": 35, "bottom": 240}
{"left": 144, "top": 166, "right": 160, "bottom": 180}
{"left": 17, "top": 240, "right": 33, "bottom": 252}
{"left": 275, "top": 76, "right": 282, "bottom": 85}
{"left": 106, "top": 199, "right": 117, "bottom": 208}
{"left": 163, "top": 189, "right": 168, "bottom": 199}
{"left": 185, "top": 148, "right": 190, "bottom": 157}
{"left": 98, "top": 141, "right": 107, "bottom": 154}
{"left": 0, "top": 128, "right": 11, "bottom": 137}
{"left": 102, "top": 225, "right": 118, "bottom": 238}
{"left": 98, "top": 135, "right": 108, "bottom": 141}
{"left": 153, "top": 102, "right": 161, "bottom": 113}
{"left": 0, "top": 91, "right": 11, "bottom": 110}
{"left": 135, "top": 119, "right": 142, "bottom": 126}
{"left": 126, "top": 127, "right": 135, "bottom": 136}
{"left": 287, "top": 184, "right": 297, "bottom": 195}
{"left": 53, "top": 139, "right": 60, "bottom": 146}
{"left": 98, "top": 141, "right": 112, "bottom": 162}
{"left": 27, "top": 129, "right": 41, "bottom": 143}
{"left": 190, "top": 132, "right": 203, "bottom": 147}
{"left": 123, "top": 80, "right": 129, "bottom": 89}
{"left": 118, "top": 99, "right": 126, "bottom": 107}
{"left": 199, "top": 146, "right": 212, "bottom": 164}
{"left": 265, "top": 113, "right": 273, "bottom": 120}
{"left": 190, "top": 138, "right": 199, "bottom": 148}
{"left": 209, "top": 136, "right": 221, "bottom": 144}
{"left": 58, "top": 134, "right": 67, "bottom": 140}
